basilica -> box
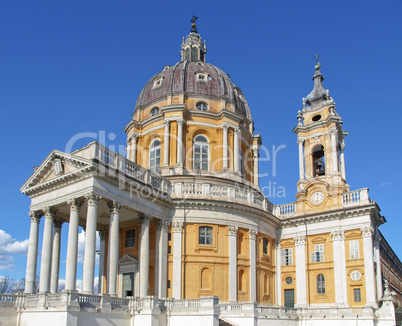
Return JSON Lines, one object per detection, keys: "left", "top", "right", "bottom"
{"left": 1, "top": 20, "right": 401, "bottom": 326}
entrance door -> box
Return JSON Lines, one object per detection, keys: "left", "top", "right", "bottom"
{"left": 122, "top": 273, "right": 134, "bottom": 297}
{"left": 284, "top": 289, "right": 295, "bottom": 308}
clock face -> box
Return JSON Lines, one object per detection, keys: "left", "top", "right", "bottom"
{"left": 311, "top": 191, "right": 325, "bottom": 205}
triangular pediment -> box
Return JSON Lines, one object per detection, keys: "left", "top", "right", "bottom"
{"left": 119, "top": 254, "right": 138, "bottom": 265}
{"left": 21, "top": 150, "right": 93, "bottom": 194}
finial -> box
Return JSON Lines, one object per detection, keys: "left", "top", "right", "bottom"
{"left": 302, "top": 97, "right": 306, "bottom": 110}
{"left": 190, "top": 15, "right": 198, "bottom": 33}
{"left": 297, "top": 110, "right": 303, "bottom": 125}
{"left": 314, "top": 53, "right": 321, "bottom": 70}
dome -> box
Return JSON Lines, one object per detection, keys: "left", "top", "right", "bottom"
{"left": 134, "top": 61, "right": 252, "bottom": 120}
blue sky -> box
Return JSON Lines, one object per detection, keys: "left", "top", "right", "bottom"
{"left": 1, "top": 0, "right": 401, "bottom": 285}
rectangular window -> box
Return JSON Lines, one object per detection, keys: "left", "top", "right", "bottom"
{"left": 311, "top": 244, "right": 325, "bottom": 263}
{"left": 168, "top": 246, "right": 171, "bottom": 254}
{"left": 168, "top": 233, "right": 172, "bottom": 241}
{"left": 263, "top": 238, "right": 269, "bottom": 255}
{"left": 199, "top": 226, "right": 213, "bottom": 245}
{"left": 125, "top": 229, "right": 135, "bottom": 248}
{"left": 350, "top": 240, "right": 360, "bottom": 259}
{"left": 354, "top": 288, "right": 361, "bottom": 302}
{"left": 281, "top": 248, "right": 293, "bottom": 266}
{"left": 167, "top": 280, "right": 171, "bottom": 289}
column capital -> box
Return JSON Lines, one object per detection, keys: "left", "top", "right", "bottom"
{"left": 339, "top": 141, "right": 346, "bottom": 150}
{"left": 275, "top": 239, "right": 281, "bottom": 249}
{"left": 99, "top": 230, "right": 107, "bottom": 240}
{"left": 234, "top": 127, "right": 240, "bottom": 134}
{"left": 177, "top": 118, "right": 186, "bottom": 126}
{"left": 331, "top": 230, "right": 345, "bottom": 241}
{"left": 164, "top": 119, "right": 170, "bottom": 127}
{"left": 107, "top": 201, "right": 121, "bottom": 213}
{"left": 297, "top": 137, "right": 305, "bottom": 145}
{"left": 85, "top": 192, "right": 102, "bottom": 205}
{"left": 44, "top": 206, "right": 56, "bottom": 218}
{"left": 228, "top": 225, "right": 238, "bottom": 236}
{"left": 157, "top": 219, "right": 170, "bottom": 232}
{"left": 294, "top": 235, "right": 306, "bottom": 246}
{"left": 249, "top": 229, "right": 257, "bottom": 240}
{"left": 172, "top": 221, "right": 184, "bottom": 232}
{"left": 221, "top": 123, "right": 229, "bottom": 131}
{"left": 28, "top": 210, "right": 41, "bottom": 223}
{"left": 67, "top": 198, "right": 83, "bottom": 211}
{"left": 128, "top": 132, "right": 139, "bottom": 141}
{"left": 329, "top": 128, "right": 338, "bottom": 136}
{"left": 252, "top": 147, "right": 259, "bottom": 158}
{"left": 54, "top": 220, "right": 63, "bottom": 229}
{"left": 139, "top": 213, "right": 152, "bottom": 226}
{"left": 361, "top": 226, "right": 374, "bottom": 237}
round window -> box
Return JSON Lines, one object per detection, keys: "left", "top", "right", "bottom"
{"left": 285, "top": 277, "right": 293, "bottom": 285}
{"left": 196, "top": 101, "right": 208, "bottom": 111}
{"left": 351, "top": 271, "right": 361, "bottom": 281}
{"left": 312, "top": 114, "right": 321, "bottom": 122}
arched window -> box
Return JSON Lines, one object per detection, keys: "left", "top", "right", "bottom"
{"left": 312, "top": 145, "right": 325, "bottom": 176}
{"left": 185, "top": 48, "right": 190, "bottom": 61}
{"left": 191, "top": 47, "right": 198, "bottom": 61}
{"left": 201, "top": 268, "right": 211, "bottom": 289}
{"left": 196, "top": 101, "right": 208, "bottom": 111}
{"left": 193, "top": 135, "right": 209, "bottom": 171}
{"left": 149, "top": 139, "right": 161, "bottom": 173}
{"left": 239, "top": 149, "right": 244, "bottom": 174}
{"left": 317, "top": 274, "right": 325, "bottom": 294}
{"left": 239, "top": 270, "right": 245, "bottom": 291}
{"left": 199, "top": 226, "right": 213, "bottom": 245}
{"left": 150, "top": 107, "right": 159, "bottom": 116}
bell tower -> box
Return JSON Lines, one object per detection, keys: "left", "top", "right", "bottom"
{"left": 293, "top": 57, "right": 349, "bottom": 211}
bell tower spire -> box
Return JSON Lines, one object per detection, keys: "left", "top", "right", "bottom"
{"left": 293, "top": 57, "right": 349, "bottom": 211}
{"left": 180, "top": 16, "right": 207, "bottom": 63}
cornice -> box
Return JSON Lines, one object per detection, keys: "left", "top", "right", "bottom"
{"left": 280, "top": 204, "right": 380, "bottom": 228}
{"left": 172, "top": 197, "right": 280, "bottom": 227}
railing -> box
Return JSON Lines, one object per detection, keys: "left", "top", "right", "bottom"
{"left": 78, "top": 293, "right": 101, "bottom": 308}
{"left": 110, "top": 297, "right": 130, "bottom": 309}
{"left": 171, "top": 181, "right": 269, "bottom": 212}
{"left": 342, "top": 188, "right": 371, "bottom": 206}
{"left": 166, "top": 299, "right": 201, "bottom": 310}
{"left": 275, "top": 202, "right": 296, "bottom": 217}
{"left": 79, "top": 142, "right": 171, "bottom": 195}
{"left": 0, "top": 293, "right": 17, "bottom": 305}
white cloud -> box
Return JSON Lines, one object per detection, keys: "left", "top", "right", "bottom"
{"left": 379, "top": 182, "right": 391, "bottom": 188}
{"left": 0, "top": 229, "right": 29, "bottom": 270}
{"left": 77, "top": 230, "right": 100, "bottom": 265}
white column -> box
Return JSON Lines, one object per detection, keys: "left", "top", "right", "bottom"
{"left": 249, "top": 229, "right": 257, "bottom": 302}
{"left": 253, "top": 147, "right": 259, "bottom": 186}
{"left": 139, "top": 214, "right": 151, "bottom": 297}
{"left": 330, "top": 129, "right": 338, "bottom": 174}
{"left": 39, "top": 207, "right": 55, "bottom": 293}
{"left": 163, "top": 120, "right": 170, "bottom": 166}
{"left": 222, "top": 124, "right": 229, "bottom": 169}
{"left": 176, "top": 119, "right": 185, "bottom": 165}
{"left": 375, "top": 235, "right": 383, "bottom": 301}
{"left": 25, "top": 211, "right": 41, "bottom": 294}
{"left": 294, "top": 235, "right": 307, "bottom": 306}
{"left": 98, "top": 231, "right": 106, "bottom": 295}
{"left": 65, "top": 199, "right": 82, "bottom": 291}
{"left": 82, "top": 192, "right": 101, "bottom": 294}
{"left": 155, "top": 219, "right": 169, "bottom": 298}
{"left": 107, "top": 201, "right": 121, "bottom": 296}
{"left": 331, "top": 231, "right": 348, "bottom": 306}
{"left": 228, "top": 225, "right": 238, "bottom": 301}
{"left": 172, "top": 222, "right": 184, "bottom": 299}
{"left": 362, "top": 227, "right": 376, "bottom": 306}
{"left": 275, "top": 240, "right": 282, "bottom": 306}
{"left": 50, "top": 221, "right": 62, "bottom": 293}
{"left": 297, "top": 138, "right": 305, "bottom": 180}
{"left": 234, "top": 127, "right": 240, "bottom": 173}
{"left": 340, "top": 142, "right": 346, "bottom": 180}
